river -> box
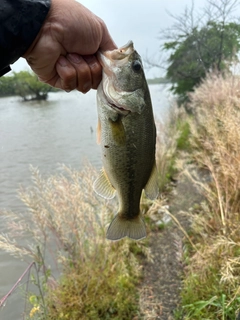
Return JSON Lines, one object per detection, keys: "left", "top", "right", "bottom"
{"left": 0, "top": 84, "right": 172, "bottom": 319}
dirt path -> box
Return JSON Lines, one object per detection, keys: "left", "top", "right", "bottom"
{"left": 139, "top": 173, "right": 203, "bottom": 319}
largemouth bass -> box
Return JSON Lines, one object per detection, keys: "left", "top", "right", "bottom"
{"left": 94, "top": 41, "right": 158, "bottom": 241}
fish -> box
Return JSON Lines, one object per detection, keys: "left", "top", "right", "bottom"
{"left": 93, "top": 41, "right": 158, "bottom": 241}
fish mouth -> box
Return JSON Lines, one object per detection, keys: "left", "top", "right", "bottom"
{"left": 97, "top": 41, "right": 134, "bottom": 71}
{"left": 106, "top": 41, "right": 134, "bottom": 61}
{"left": 109, "top": 102, "right": 130, "bottom": 115}
{"left": 98, "top": 41, "right": 134, "bottom": 115}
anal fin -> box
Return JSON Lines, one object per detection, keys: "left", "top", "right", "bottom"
{"left": 93, "top": 168, "right": 116, "bottom": 199}
{"left": 144, "top": 162, "right": 159, "bottom": 200}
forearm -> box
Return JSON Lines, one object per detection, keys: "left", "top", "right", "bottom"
{"left": 0, "top": 0, "right": 51, "bottom": 76}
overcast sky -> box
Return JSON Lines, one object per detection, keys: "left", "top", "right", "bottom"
{"left": 11, "top": 0, "right": 211, "bottom": 78}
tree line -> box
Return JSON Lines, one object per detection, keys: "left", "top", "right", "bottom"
{"left": 150, "top": 0, "right": 240, "bottom": 104}
{"left": 2, "top": 0, "right": 240, "bottom": 105}
{"left": 0, "top": 71, "right": 55, "bottom": 101}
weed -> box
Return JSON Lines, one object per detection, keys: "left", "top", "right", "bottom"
{"left": 176, "top": 120, "right": 191, "bottom": 151}
{"left": 175, "top": 72, "right": 240, "bottom": 319}
{"left": 0, "top": 164, "right": 152, "bottom": 319}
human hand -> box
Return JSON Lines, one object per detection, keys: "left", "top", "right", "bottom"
{"left": 23, "top": 0, "right": 116, "bottom": 93}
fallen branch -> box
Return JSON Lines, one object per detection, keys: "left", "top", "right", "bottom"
{"left": 0, "top": 261, "right": 35, "bottom": 308}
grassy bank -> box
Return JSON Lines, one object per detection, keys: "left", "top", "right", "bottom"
{"left": 0, "top": 165, "right": 153, "bottom": 319}
{"left": 173, "top": 72, "right": 240, "bottom": 319}
{"left": 2, "top": 72, "right": 240, "bottom": 319}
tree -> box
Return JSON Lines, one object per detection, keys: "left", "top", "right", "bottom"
{"left": 161, "top": 0, "right": 240, "bottom": 102}
{"left": 13, "top": 71, "right": 52, "bottom": 101}
{"left": 0, "top": 75, "right": 15, "bottom": 96}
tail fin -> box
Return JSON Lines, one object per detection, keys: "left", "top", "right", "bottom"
{"left": 106, "top": 214, "right": 146, "bottom": 241}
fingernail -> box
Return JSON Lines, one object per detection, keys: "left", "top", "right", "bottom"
{"left": 57, "top": 56, "right": 68, "bottom": 67}
{"left": 84, "top": 55, "right": 96, "bottom": 63}
{"left": 67, "top": 53, "right": 81, "bottom": 64}
{"left": 84, "top": 55, "right": 99, "bottom": 68}
{"left": 83, "top": 81, "right": 91, "bottom": 93}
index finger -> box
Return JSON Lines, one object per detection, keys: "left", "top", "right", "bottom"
{"left": 98, "top": 20, "right": 117, "bottom": 51}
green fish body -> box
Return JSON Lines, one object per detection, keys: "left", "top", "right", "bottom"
{"left": 94, "top": 41, "right": 158, "bottom": 241}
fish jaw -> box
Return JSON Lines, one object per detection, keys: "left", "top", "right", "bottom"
{"left": 97, "top": 81, "right": 130, "bottom": 120}
{"left": 100, "top": 76, "right": 131, "bottom": 116}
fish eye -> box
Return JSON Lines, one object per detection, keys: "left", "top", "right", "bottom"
{"left": 131, "top": 60, "right": 142, "bottom": 72}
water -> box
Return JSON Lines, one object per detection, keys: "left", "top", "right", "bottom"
{"left": 0, "top": 85, "right": 171, "bottom": 319}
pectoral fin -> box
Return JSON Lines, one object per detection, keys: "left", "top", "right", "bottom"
{"left": 144, "top": 162, "right": 159, "bottom": 200}
{"left": 109, "top": 117, "right": 126, "bottom": 145}
{"left": 93, "top": 169, "right": 116, "bottom": 199}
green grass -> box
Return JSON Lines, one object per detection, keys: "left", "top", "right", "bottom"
{"left": 176, "top": 120, "right": 191, "bottom": 151}
{"left": 46, "top": 243, "right": 139, "bottom": 320}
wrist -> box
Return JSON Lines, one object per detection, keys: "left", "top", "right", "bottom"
{"left": 23, "top": 0, "right": 65, "bottom": 59}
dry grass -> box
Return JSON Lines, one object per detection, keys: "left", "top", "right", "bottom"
{"left": 177, "top": 72, "right": 240, "bottom": 319}
{"left": 0, "top": 164, "right": 152, "bottom": 319}
{"left": 189, "top": 72, "right": 240, "bottom": 231}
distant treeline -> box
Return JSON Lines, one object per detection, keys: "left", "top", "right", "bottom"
{"left": 0, "top": 71, "right": 57, "bottom": 101}
{"left": 0, "top": 71, "right": 169, "bottom": 102}
{"left": 147, "top": 77, "right": 170, "bottom": 85}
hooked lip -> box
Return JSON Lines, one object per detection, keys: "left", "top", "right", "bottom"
{"left": 97, "top": 40, "right": 134, "bottom": 70}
